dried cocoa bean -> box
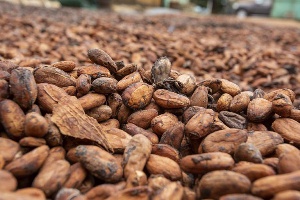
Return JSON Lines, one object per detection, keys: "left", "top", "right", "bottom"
{"left": 146, "top": 154, "right": 182, "bottom": 181}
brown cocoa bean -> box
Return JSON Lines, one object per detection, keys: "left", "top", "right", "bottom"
{"left": 190, "top": 85, "right": 208, "bottom": 107}
{"left": 229, "top": 92, "right": 250, "bottom": 113}
{"left": 78, "top": 93, "right": 106, "bottom": 111}
{"left": 34, "top": 66, "right": 76, "bottom": 87}
{"left": 125, "top": 170, "right": 147, "bottom": 189}
{"left": 5, "top": 145, "right": 49, "bottom": 177}
{"left": 246, "top": 131, "right": 283, "bottom": 156}
{"left": 219, "top": 111, "right": 247, "bottom": 129}
{"left": 199, "top": 129, "right": 248, "bottom": 155}
{"left": 160, "top": 122, "right": 184, "bottom": 149}
{"left": 217, "top": 93, "right": 233, "bottom": 112}
{"left": 180, "top": 152, "right": 234, "bottom": 174}
{"left": 76, "top": 74, "right": 91, "bottom": 97}
{"left": 220, "top": 79, "right": 241, "bottom": 96}
{"left": 153, "top": 89, "right": 190, "bottom": 109}
{"left": 146, "top": 154, "right": 182, "bottom": 181}
{"left": 175, "top": 74, "right": 196, "bottom": 95}
{"left": 232, "top": 161, "right": 276, "bottom": 182}
{"left": 127, "top": 109, "right": 158, "bottom": 129}
{"left": 24, "top": 112, "right": 49, "bottom": 138}
{"left": 10, "top": 68, "right": 37, "bottom": 110}
{"left": 252, "top": 170, "right": 300, "bottom": 198}
{"left": 272, "top": 118, "right": 300, "bottom": 145}
{"left": 273, "top": 190, "right": 300, "bottom": 200}
{"left": 185, "top": 107, "right": 215, "bottom": 139}
{"left": 123, "top": 134, "right": 152, "bottom": 178}
{"left": 117, "top": 71, "right": 142, "bottom": 91}
{"left": 0, "top": 170, "right": 17, "bottom": 192}
{"left": 151, "top": 144, "right": 180, "bottom": 163}
{"left": 151, "top": 112, "right": 178, "bottom": 136}
{"left": 63, "top": 162, "right": 87, "bottom": 189}
{"left": 33, "top": 159, "right": 70, "bottom": 197}
{"left": 52, "top": 61, "right": 76, "bottom": 72}
{"left": 0, "top": 99, "right": 25, "bottom": 139}
{"left": 198, "top": 170, "right": 251, "bottom": 199}
{"left": 152, "top": 182, "right": 183, "bottom": 200}
{"left": 86, "top": 105, "right": 112, "bottom": 122}
{"left": 123, "top": 123, "right": 158, "bottom": 144}
{"left": 247, "top": 98, "right": 273, "bottom": 122}
{"left": 92, "top": 77, "right": 117, "bottom": 94}
{"left": 234, "top": 143, "right": 263, "bottom": 163}
{"left": 0, "top": 138, "right": 20, "bottom": 162}
{"left": 87, "top": 48, "right": 118, "bottom": 74}
{"left": 122, "top": 82, "right": 154, "bottom": 110}
{"left": 19, "top": 137, "right": 46, "bottom": 147}
{"left": 75, "top": 145, "right": 123, "bottom": 183}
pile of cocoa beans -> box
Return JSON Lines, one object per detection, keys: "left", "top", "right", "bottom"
{"left": 1, "top": 46, "right": 300, "bottom": 200}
